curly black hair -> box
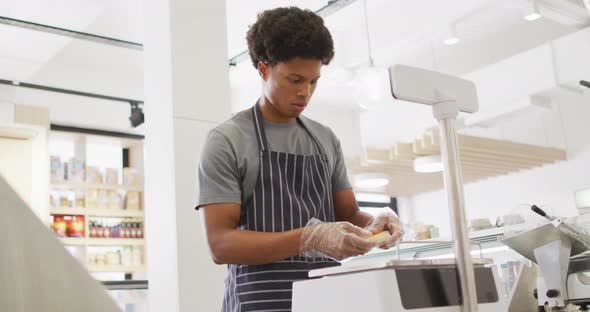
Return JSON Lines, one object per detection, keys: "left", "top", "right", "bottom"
{"left": 246, "top": 7, "right": 335, "bottom": 68}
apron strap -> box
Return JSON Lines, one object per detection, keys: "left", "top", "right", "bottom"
{"left": 252, "top": 100, "right": 328, "bottom": 157}
{"left": 252, "top": 101, "right": 269, "bottom": 152}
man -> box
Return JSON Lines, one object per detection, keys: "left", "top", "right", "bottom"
{"left": 196, "top": 7, "right": 403, "bottom": 312}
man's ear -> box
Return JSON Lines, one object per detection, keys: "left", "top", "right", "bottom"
{"left": 257, "top": 61, "right": 268, "bottom": 81}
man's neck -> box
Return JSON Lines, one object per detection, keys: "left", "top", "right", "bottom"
{"left": 258, "top": 97, "right": 296, "bottom": 123}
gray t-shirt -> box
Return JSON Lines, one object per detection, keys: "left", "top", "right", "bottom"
{"left": 196, "top": 109, "right": 351, "bottom": 210}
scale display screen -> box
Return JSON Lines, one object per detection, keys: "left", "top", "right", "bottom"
{"left": 396, "top": 266, "right": 499, "bottom": 309}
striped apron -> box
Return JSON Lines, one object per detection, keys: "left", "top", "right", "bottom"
{"left": 221, "top": 103, "right": 339, "bottom": 312}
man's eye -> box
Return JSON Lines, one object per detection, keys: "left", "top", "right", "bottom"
{"left": 289, "top": 79, "right": 301, "bottom": 84}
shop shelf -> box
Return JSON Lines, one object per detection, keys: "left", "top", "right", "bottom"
{"left": 50, "top": 208, "right": 143, "bottom": 217}
{"left": 85, "top": 209, "right": 144, "bottom": 218}
{"left": 59, "top": 237, "right": 86, "bottom": 246}
{"left": 87, "top": 238, "right": 145, "bottom": 246}
{"left": 87, "top": 265, "right": 145, "bottom": 273}
{"left": 50, "top": 181, "right": 143, "bottom": 192}
{"left": 50, "top": 208, "right": 85, "bottom": 215}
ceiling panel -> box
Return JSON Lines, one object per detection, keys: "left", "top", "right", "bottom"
{"left": 0, "top": 0, "right": 142, "bottom": 42}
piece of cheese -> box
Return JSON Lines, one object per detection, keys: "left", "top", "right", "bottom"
{"left": 365, "top": 231, "right": 391, "bottom": 245}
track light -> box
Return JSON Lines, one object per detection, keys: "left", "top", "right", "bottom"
{"left": 129, "top": 102, "right": 144, "bottom": 128}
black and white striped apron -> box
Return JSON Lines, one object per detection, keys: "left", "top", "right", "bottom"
{"left": 221, "top": 103, "right": 339, "bottom": 312}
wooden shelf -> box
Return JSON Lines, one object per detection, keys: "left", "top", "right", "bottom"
{"left": 50, "top": 208, "right": 143, "bottom": 218}
{"left": 50, "top": 181, "right": 143, "bottom": 192}
{"left": 87, "top": 238, "right": 145, "bottom": 246}
{"left": 59, "top": 237, "right": 86, "bottom": 246}
{"left": 50, "top": 208, "right": 85, "bottom": 215}
{"left": 87, "top": 265, "right": 145, "bottom": 273}
{"left": 86, "top": 209, "right": 144, "bottom": 217}
{"left": 60, "top": 237, "right": 144, "bottom": 246}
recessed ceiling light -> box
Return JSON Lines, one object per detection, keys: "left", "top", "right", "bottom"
{"left": 444, "top": 37, "right": 460, "bottom": 46}
{"left": 413, "top": 155, "right": 443, "bottom": 173}
{"left": 354, "top": 173, "right": 389, "bottom": 189}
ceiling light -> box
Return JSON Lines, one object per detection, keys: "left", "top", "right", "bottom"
{"left": 524, "top": 12, "right": 542, "bottom": 21}
{"left": 354, "top": 65, "right": 388, "bottom": 102}
{"left": 413, "top": 155, "right": 443, "bottom": 173}
{"left": 353, "top": 0, "right": 388, "bottom": 106}
{"left": 444, "top": 37, "right": 460, "bottom": 46}
{"left": 523, "top": 0, "right": 543, "bottom": 21}
{"left": 354, "top": 173, "right": 390, "bottom": 189}
{"left": 443, "top": 24, "right": 460, "bottom": 46}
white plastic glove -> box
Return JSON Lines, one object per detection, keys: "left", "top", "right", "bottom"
{"left": 300, "top": 218, "right": 378, "bottom": 260}
{"left": 364, "top": 211, "right": 404, "bottom": 249}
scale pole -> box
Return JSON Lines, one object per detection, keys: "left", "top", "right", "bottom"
{"left": 436, "top": 105, "right": 478, "bottom": 312}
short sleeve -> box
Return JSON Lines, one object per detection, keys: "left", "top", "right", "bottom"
{"left": 195, "top": 130, "right": 242, "bottom": 209}
{"left": 329, "top": 130, "right": 352, "bottom": 192}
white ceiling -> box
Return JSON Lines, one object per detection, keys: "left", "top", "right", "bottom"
{"left": 0, "top": 0, "right": 588, "bottom": 145}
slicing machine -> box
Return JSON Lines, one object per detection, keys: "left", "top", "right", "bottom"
{"left": 501, "top": 206, "right": 590, "bottom": 311}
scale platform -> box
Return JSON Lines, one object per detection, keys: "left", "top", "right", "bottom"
{"left": 292, "top": 258, "right": 506, "bottom": 312}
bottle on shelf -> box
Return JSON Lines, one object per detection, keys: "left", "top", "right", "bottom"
{"left": 96, "top": 220, "right": 104, "bottom": 238}
{"left": 130, "top": 219, "right": 137, "bottom": 239}
{"left": 89, "top": 221, "right": 96, "bottom": 238}
{"left": 137, "top": 220, "right": 143, "bottom": 239}
{"left": 104, "top": 220, "right": 111, "bottom": 238}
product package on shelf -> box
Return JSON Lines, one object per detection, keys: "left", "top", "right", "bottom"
{"left": 86, "top": 166, "right": 103, "bottom": 184}
{"left": 123, "top": 168, "right": 140, "bottom": 187}
{"left": 107, "top": 190, "right": 123, "bottom": 210}
{"left": 75, "top": 191, "right": 85, "bottom": 209}
{"left": 66, "top": 158, "right": 86, "bottom": 182}
{"left": 51, "top": 215, "right": 85, "bottom": 237}
{"left": 50, "top": 156, "right": 64, "bottom": 181}
{"left": 50, "top": 191, "right": 76, "bottom": 209}
{"left": 125, "top": 191, "right": 141, "bottom": 211}
{"left": 88, "top": 246, "right": 143, "bottom": 269}
{"left": 105, "top": 168, "right": 119, "bottom": 185}
{"left": 98, "top": 189, "right": 109, "bottom": 210}
{"left": 86, "top": 189, "right": 99, "bottom": 209}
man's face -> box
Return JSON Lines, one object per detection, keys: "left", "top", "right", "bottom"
{"left": 259, "top": 57, "right": 322, "bottom": 119}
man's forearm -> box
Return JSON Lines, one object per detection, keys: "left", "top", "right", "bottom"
{"left": 211, "top": 228, "right": 304, "bottom": 265}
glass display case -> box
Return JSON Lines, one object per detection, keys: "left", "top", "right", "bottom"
{"left": 349, "top": 226, "right": 531, "bottom": 301}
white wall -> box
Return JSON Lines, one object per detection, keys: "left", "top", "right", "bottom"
{"left": 405, "top": 90, "right": 590, "bottom": 238}
{"left": 142, "top": 0, "right": 230, "bottom": 311}
{"left": 0, "top": 137, "right": 33, "bottom": 205}
{"left": 0, "top": 104, "right": 49, "bottom": 222}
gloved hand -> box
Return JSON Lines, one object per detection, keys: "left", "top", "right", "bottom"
{"left": 300, "top": 218, "right": 378, "bottom": 260}
{"left": 364, "top": 211, "right": 404, "bottom": 249}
